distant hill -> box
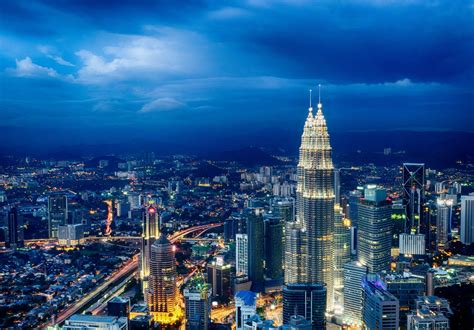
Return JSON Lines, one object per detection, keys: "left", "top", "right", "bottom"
{"left": 205, "top": 146, "right": 284, "bottom": 167}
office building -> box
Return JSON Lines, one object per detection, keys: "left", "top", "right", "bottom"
{"left": 58, "top": 224, "right": 85, "bottom": 246}
{"left": 236, "top": 233, "right": 249, "bottom": 276}
{"left": 357, "top": 185, "right": 392, "bottom": 273}
{"left": 333, "top": 205, "right": 351, "bottom": 291}
{"left": 399, "top": 233, "right": 425, "bottom": 256}
{"left": 245, "top": 209, "right": 264, "bottom": 291}
{"left": 293, "top": 97, "right": 335, "bottom": 310}
{"left": 362, "top": 277, "right": 399, "bottom": 330}
{"left": 264, "top": 213, "right": 284, "bottom": 280}
{"left": 383, "top": 272, "right": 425, "bottom": 324}
{"left": 206, "top": 256, "right": 231, "bottom": 297}
{"left": 348, "top": 189, "right": 363, "bottom": 227}
{"left": 62, "top": 315, "right": 128, "bottom": 330}
{"left": 146, "top": 234, "right": 180, "bottom": 324}
{"left": 140, "top": 205, "right": 160, "bottom": 295}
{"left": 460, "top": 194, "right": 474, "bottom": 244}
{"left": 436, "top": 198, "right": 453, "bottom": 250}
{"left": 343, "top": 261, "right": 368, "bottom": 326}
{"left": 407, "top": 309, "right": 450, "bottom": 330}
{"left": 184, "top": 278, "right": 211, "bottom": 330}
{"left": 48, "top": 193, "right": 68, "bottom": 238}
{"left": 235, "top": 291, "right": 257, "bottom": 330}
{"left": 129, "top": 315, "right": 152, "bottom": 330}
{"left": 107, "top": 297, "right": 131, "bottom": 318}
{"left": 282, "top": 283, "right": 326, "bottom": 329}
{"left": 6, "top": 207, "right": 24, "bottom": 249}
{"left": 284, "top": 221, "right": 304, "bottom": 284}
{"left": 414, "top": 296, "right": 452, "bottom": 316}
{"left": 271, "top": 197, "right": 295, "bottom": 222}
{"left": 403, "top": 163, "right": 425, "bottom": 234}
{"left": 243, "top": 315, "right": 277, "bottom": 330}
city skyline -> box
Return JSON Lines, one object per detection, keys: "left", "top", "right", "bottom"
{"left": 0, "top": 1, "right": 473, "bottom": 151}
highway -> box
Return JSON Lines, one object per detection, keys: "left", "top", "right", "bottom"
{"left": 46, "top": 222, "right": 223, "bottom": 326}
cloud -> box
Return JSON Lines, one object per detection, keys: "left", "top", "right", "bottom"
{"left": 208, "top": 7, "right": 251, "bottom": 19}
{"left": 139, "top": 97, "right": 186, "bottom": 113}
{"left": 38, "top": 45, "right": 75, "bottom": 67}
{"left": 7, "top": 57, "right": 58, "bottom": 77}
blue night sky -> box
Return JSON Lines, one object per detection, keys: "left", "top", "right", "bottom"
{"left": 0, "top": 0, "right": 473, "bottom": 152}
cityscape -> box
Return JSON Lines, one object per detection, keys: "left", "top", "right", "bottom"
{"left": 1, "top": 1, "right": 473, "bottom": 330}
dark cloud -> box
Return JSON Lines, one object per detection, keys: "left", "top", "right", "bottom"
{"left": 0, "top": 0, "right": 472, "bottom": 150}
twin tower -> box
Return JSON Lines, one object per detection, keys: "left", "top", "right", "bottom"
{"left": 285, "top": 89, "right": 335, "bottom": 311}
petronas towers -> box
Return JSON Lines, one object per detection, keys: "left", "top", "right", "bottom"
{"left": 284, "top": 92, "right": 335, "bottom": 311}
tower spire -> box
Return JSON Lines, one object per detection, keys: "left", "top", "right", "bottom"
{"left": 318, "top": 84, "right": 322, "bottom": 111}
{"left": 309, "top": 89, "right": 312, "bottom": 108}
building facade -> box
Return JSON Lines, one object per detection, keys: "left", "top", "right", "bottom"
{"left": 460, "top": 194, "right": 474, "bottom": 245}
{"left": 362, "top": 277, "right": 399, "bottom": 330}
{"left": 282, "top": 283, "right": 326, "bottom": 330}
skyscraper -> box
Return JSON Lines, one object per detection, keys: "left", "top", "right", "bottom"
{"left": 147, "top": 234, "right": 180, "bottom": 324}
{"left": 206, "top": 256, "right": 231, "bottom": 297}
{"left": 284, "top": 221, "right": 305, "bottom": 284}
{"left": 264, "top": 213, "right": 284, "bottom": 281}
{"left": 343, "top": 261, "right": 368, "bottom": 327}
{"left": 6, "top": 207, "right": 24, "bottom": 249}
{"left": 141, "top": 205, "right": 160, "bottom": 295}
{"left": 292, "top": 93, "right": 335, "bottom": 310}
{"left": 436, "top": 198, "right": 453, "bottom": 250}
{"left": 236, "top": 233, "right": 249, "bottom": 276}
{"left": 235, "top": 291, "right": 257, "bottom": 330}
{"left": 403, "top": 163, "right": 425, "bottom": 234}
{"left": 361, "top": 277, "right": 399, "bottom": 330}
{"left": 245, "top": 208, "right": 264, "bottom": 292}
{"left": 282, "top": 283, "right": 327, "bottom": 330}
{"left": 460, "top": 194, "right": 474, "bottom": 245}
{"left": 357, "top": 185, "right": 392, "bottom": 274}
{"left": 48, "top": 193, "right": 68, "bottom": 238}
{"left": 333, "top": 205, "right": 351, "bottom": 292}
{"left": 399, "top": 233, "right": 425, "bottom": 256}
{"left": 271, "top": 197, "right": 295, "bottom": 223}
{"left": 184, "top": 277, "right": 211, "bottom": 330}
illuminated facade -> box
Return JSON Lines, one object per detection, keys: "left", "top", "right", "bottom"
{"left": 48, "top": 193, "right": 68, "bottom": 238}
{"left": 357, "top": 186, "right": 392, "bottom": 274}
{"left": 290, "top": 95, "right": 335, "bottom": 310}
{"left": 436, "top": 198, "right": 453, "bottom": 250}
{"left": 333, "top": 205, "right": 351, "bottom": 291}
{"left": 140, "top": 205, "right": 160, "bottom": 295}
{"left": 146, "top": 234, "right": 181, "bottom": 324}
{"left": 403, "top": 163, "right": 425, "bottom": 234}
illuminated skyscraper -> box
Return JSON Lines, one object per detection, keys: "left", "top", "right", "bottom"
{"left": 460, "top": 194, "right": 474, "bottom": 245}
{"left": 184, "top": 277, "right": 211, "bottom": 330}
{"left": 290, "top": 90, "right": 335, "bottom": 310}
{"left": 436, "top": 198, "right": 453, "bottom": 251}
{"left": 357, "top": 185, "right": 392, "bottom": 274}
{"left": 147, "top": 234, "right": 180, "bottom": 324}
{"left": 333, "top": 205, "right": 351, "bottom": 291}
{"left": 236, "top": 233, "right": 249, "bottom": 276}
{"left": 48, "top": 192, "right": 68, "bottom": 238}
{"left": 141, "top": 205, "right": 160, "bottom": 295}
{"left": 403, "top": 163, "right": 425, "bottom": 234}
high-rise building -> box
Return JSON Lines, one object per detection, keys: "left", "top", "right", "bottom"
{"left": 271, "top": 197, "right": 295, "bottom": 223}
{"left": 183, "top": 277, "right": 211, "bottom": 330}
{"left": 6, "top": 207, "right": 24, "bottom": 249}
{"left": 146, "top": 234, "right": 180, "bottom": 324}
{"left": 357, "top": 185, "right": 392, "bottom": 273}
{"left": 245, "top": 209, "right": 264, "bottom": 292}
{"left": 284, "top": 221, "right": 305, "bottom": 284}
{"left": 58, "top": 224, "right": 84, "bottom": 246}
{"left": 333, "top": 205, "right": 351, "bottom": 292}
{"left": 141, "top": 205, "right": 160, "bottom": 295}
{"left": 334, "top": 169, "right": 341, "bottom": 206}
{"left": 236, "top": 233, "right": 249, "bottom": 276}
{"left": 436, "top": 198, "right": 453, "bottom": 250}
{"left": 62, "top": 315, "right": 128, "bottom": 330}
{"left": 293, "top": 96, "right": 335, "bottom": 310}
{"left": 107, "top": 297, "right": 131, "bottom": 318}
{"left": 361, "top": 277, "right": 399, "bottom": 330}
{"left": 282, "top": 283, "right": 326, "bottom": 330}
{"left": 460, "top": 194, "right": 474, "bottom": 245}
{"left": 403, "top": 163, "right": 425, "bottom": 234}
{"left": 264, "top": 213, "right": 284, "bottom": 281}
{"left": 48, "top": 193, "right": 68, "bottom": 238}
{"left": 399, "top": 233, "right": 425, "bottom": 256}
{"left": 343, "top": 261, "right": 368, "bottom": 326}
{"left": 348, "top": 189, "right": 363, "bottom": 227}
{"left": 206, "top": 256, "right": 231, "bottom": 297}
{"left": 383, "top": 272, "right": 425, "bottom": 324}
{"left": 235, "top": 291, "right": 257, "bottom": 330}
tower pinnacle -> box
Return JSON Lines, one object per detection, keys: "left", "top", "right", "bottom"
{"left": 318, "top": 84, "right": 322, "bottom": 109}
{"left": 309, "top": 89, "right": 313, "bottom": 113}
